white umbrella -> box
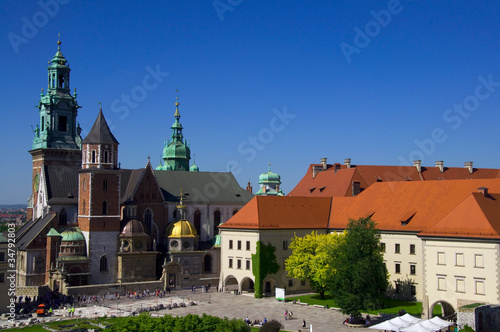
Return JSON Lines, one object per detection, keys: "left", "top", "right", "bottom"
{"left": 428, "top": 316, "right": 453, "bottom": 328}
{"left": 369, "top": 319, "right": 405, "bottom": 331}
{"left": 400, "top": 313, "right": 421, "bottom": 325}
{"left": 402, "top": 319, "right": 442, "bottom": 332}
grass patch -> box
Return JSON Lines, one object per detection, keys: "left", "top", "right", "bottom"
{"left": 461, "top": 303, "right": 484, "bottom": 309}
{"left": 286, "top": 292, "right": 425, "bottom": 317}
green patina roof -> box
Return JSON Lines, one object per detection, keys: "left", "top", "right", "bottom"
{"left": 46, "top": 228, "right": 61, "bottom": 237}
{"left": 61, "top": 227, "right": 85, "bottom": 242}
{"left": 189, "top": 161, "right": 199, "bottom": 172}
{"left": 258, "top": 164, "right": 281, "bottom": 184}
{"left": 0, "top": 232, "right": 7, "bottom": 244}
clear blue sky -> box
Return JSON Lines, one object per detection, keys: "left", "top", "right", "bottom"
{"left": 1, "top": 1, "right": 500, "bottom": 204}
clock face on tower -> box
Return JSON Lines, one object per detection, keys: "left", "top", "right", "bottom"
{"left": 34, "top": 174, "right": 40, "bottom": 192}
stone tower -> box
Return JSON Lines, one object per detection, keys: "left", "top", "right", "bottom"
{"left": 28, "top": 38, "right": 82, "bottom": 220}
{"left": 78, "top": 108, "right": 121, "bottom": 284}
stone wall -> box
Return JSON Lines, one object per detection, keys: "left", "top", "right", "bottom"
{"left": 66, "top": 280, "right": 163, "bottom": 296}
{"left": 16, "top": 285, "right": 51, "bottom": 297}
{"left": 457, "top": 307, "right": 476, "bottom": 330}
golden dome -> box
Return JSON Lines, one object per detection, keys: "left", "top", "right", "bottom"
{"left": 166, "top": 220, "right": 198, "bottom": 238}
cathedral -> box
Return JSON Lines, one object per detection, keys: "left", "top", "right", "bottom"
{"left": 16, "top": 40, "right": 253, "bottom": 295}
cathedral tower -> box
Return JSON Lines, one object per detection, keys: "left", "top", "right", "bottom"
{"left": 157, "top": 97, "right": 195, "bottom": 171}
{"left": 78, "top": 107, "right": 121, "bottom": 284}
{"left": 29, "top": 38, "right": 82, "bottom": 220}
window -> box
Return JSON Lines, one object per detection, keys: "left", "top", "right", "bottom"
{"left": 381, "top": 242, "right": 386, "bottom": 252}
{"left": 437, "top": 276, "right": 446, "bottom": 291}
{"left": 103, "top": 178, "right": 108, "bottom": 190}
{"left": 100, "top": 256, "right": 108, "bottom": 272}
{"left": 456, "top": 253, "right": 464, "bottom": 266}
{"left": 410, "top": 264, "right": 416, "bottom": 275}
{"left": 237, "top": 241, "right": 242, "bottom": 250}
{"left": 91, "top": 150, "right": 96, "bottom": 163}
{"left": 410, "top": 285, "right": 416, "bottom": 296}
{"left": 456, "top": 278, "right": 465, "bottom": 293}
{"left": 41, "top": 116, "right": 45, "bottom": 131}
{"left": 229, "top": 240, "right": 233, "bottom": 250}
{"left": 395, "top": 243, "right": 400, "bottom": 253}
{"left": 237, "top": 259, "right": 242, "bottom": 269}
{"left": 395, "top": 283, "right": 400, "bottom": 293}
{"left": 283, "top": 241, "right": 288, "bottom": 250}
{"left": 194, "top": 210, "right": 201, "bottom": 236}
{"left": 246, "top": 260, "right": 251, "bottom": 270}
{"left": 59, "top": 209, "right": 67, "bottom": 225}
{"left": 288, "top": 280, "right": 293, "bottom": 287}
{"left": 233, "top": 209, "right": 238, "bottom": 215}
{"left": 0, "top": 252, "right": 4, "bottom": 261}
{"left": 474, "top": 254, "right": 484, "bottom": 268}
{"left": 395, "top": 263, "right": 401, "bottom": 274}
{"left": 437, "top": 252, "right": 446, "bottom": 265}
{"left": 246, "top": 241, "right": 250, "bottom": 251}
{"left": 213, "top": 210, "right": 221, "bottom": 236}
{"left": 104, "top": 150, "right": 109, "bottom": 163}
{"left": 301, "top": 280, "right": 306, "bottom": 286}
{"left": 410, "top": 244, "right": 416, "bottom": 255}
{"left": 0, "top": 273, "right": 4, "bottom": 283}
{"left": 228, "top": 258, "right": 233, "bottom": 268}
{"left": 475, "top": 279, "right": 485, "bottom": 295}
{"left": 58, "top": 115, "right": 67, "bottom": 132}
{"left": 144, "top": 209, "right": 152, "bottom": 234}
{"left": 102, "top": 201, "right": 107, "bottom": 215}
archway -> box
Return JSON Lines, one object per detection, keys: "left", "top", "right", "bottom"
{"left": 430, "top": 300, "right": 455, "bottom": 319}
{"left": 203, "top": 254, "right": 212, "bottom": 273}
{"left": 241, "top": 277, "right": 255, "bottom": 293}
{"left": 224, "top": 275, "right": 239, "bottom": 293}
{"left": 263, "top": 277, "right": 277, "bottom": 297}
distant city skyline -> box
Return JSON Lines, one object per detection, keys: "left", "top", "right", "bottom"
{"left": 1, "top": 1, "right": 500, "bottom": 204}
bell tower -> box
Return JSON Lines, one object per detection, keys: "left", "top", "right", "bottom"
{"left": 28, "top": 37, "right": 82, "bottom": 220}
{"left": 78, "top": 107, "right": 121, "bottom": 284}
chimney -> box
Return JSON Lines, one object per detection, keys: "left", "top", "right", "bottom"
{"left": 413, "top": 160, "right": 421, "bottom": 173}
{"left": 465, "top": 161, "right": 473, "bottom": 174}
{"left": 334, "top": 163, "right": 341, "bottom": 173}
{"left": 435, "top": 161, "right": 444, "bottom": 173}
{"left": 246, "top": 181, "right": 252, "bottom": 193}
{"left": 320, "top": 158, "right": 327, "bottom": 170}
{"left": 344, "top": 158, "right": 351, "bottom": 169}
{"left": 478, "top": 187, "right": 488, "bottom": 196}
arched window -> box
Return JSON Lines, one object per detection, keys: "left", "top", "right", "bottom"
{"left": 102, "top": 201, "right": 107, "bottom": 215}
{"left": 59, "top": 209, "right": 67, "bottom": 225}
{"left": 91, "top": 150, "right": 96, "bottom": 163}
{"left": 194, "top": 210, "right": 201, "bottom": 236}
{"left": 204, "top": 255, "right": 212, "bottom": 273}
{"left": 104, "top": 150, "right": 109, "bottom": 163}
{"left": 100, "top": 256, "right": 108, "bottom": 272}
{"left": 232, "top": 209, "right": 238, "bottom": 216}
{"left": 173, "top": 209, "right": 177, "bottom": 219}
{"left": 213, "top": 210, "right": 221, "bottom": 237}
{"left": 103, "top": 178, "right": 108, "bottom": 190}
{"left": 145, "top": 209, "right": 152, "bottom": 234}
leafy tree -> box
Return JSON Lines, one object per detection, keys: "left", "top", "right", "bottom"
{"left": 252, "top": 241, "right": 280, "bottom": 298}
{"left": 330, "top": 217, "right": 388, "bottom": 318}
{"left": 459, "top": 325, "right": 475, "bottom": 332}
{"left": 285, "top": 231, "right": 344, "bottom": 299}
{"left": 260, "top": 319, "right": 283, "bottom": 332}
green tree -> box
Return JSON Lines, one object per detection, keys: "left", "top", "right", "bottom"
{"left": 252, "top": 241, "right": 280, "bottom": 298}
{"left": 330, "top": 217, "right": 388, "bottom": 318}
{"left": 285, "top": 231, "right": 344, "bottom": 299}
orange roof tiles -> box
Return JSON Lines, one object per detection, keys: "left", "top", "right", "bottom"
{"left": 219, "top": 196, "right": 332, "bottom": 230}
{"left": 288, "top": 162, "right": 500, "bottom": 198}
{"left": 329, "top": 178, "right": 500, "bottom": 239}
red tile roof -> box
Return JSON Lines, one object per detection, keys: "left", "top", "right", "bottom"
{"left": 289, "top": 163, "right": 500, "bottom": 198}
{"left": 219, "top": 196, "right": 332, "bottom": 230}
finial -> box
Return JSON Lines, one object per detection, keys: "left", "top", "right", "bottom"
{"left": 175, "top": 88, "right": 179, "bottom": 106}
{"left": 147, "top": 155, "right": 151, "bottom": 163}
{"left": 41, "top": 88, "right": 44, "bottom": 95}
{"left": 74, "top": 88, "right": 77, "bottom": 98}
{"left": 179, "top": 187, "right": 184, "bottom": 205}
{"left": 98, "top": 101, "right": 102, "bottom": 111}
{"left": 268, "top": 163, "right": 271, "bottom": 171}
{"left": 57, "top": 33, "right": 61, "bottom": 48}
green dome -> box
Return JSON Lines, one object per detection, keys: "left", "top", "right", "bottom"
{"left": 61, "top": 227, "right": 85, "bottom": 242}
{"left": 190, "top": 162, "right": 199, "bottom": 172}
{"left": 258, "top": 164, "right": 281, "bottom": 184}
{"left": 164, "top": 141, "right": 190, "bottom": 159}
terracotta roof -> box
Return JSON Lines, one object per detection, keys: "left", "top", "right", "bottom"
{"left": 420, "top": 192, "right": 500, "bottom": 239}
{"left": 289, "top": 163, "right": 500, "bottom": 197}
{"left": 329, "top": 178, "right": 500, "bottom": 238}
{"left": 219, "top": 196, "right": 332, "bottom": 230}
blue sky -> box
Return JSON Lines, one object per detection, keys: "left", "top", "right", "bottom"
{"left": 1, "top": 1, "right": 500, "bottom": 204}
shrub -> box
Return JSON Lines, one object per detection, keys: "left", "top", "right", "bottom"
{"left": 260, "top": 319, "right": 283, "bottom": 332}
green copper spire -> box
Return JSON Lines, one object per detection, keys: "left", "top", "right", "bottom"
{"left": 157, "top": 94, "right": 192, "bottom": 171}
{"left": 32, "top": 37, "right": 82, "bottom": 150}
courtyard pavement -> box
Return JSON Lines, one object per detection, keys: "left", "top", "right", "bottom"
{"left": 2, "top": 289, "right": 382, "bottom": 331}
